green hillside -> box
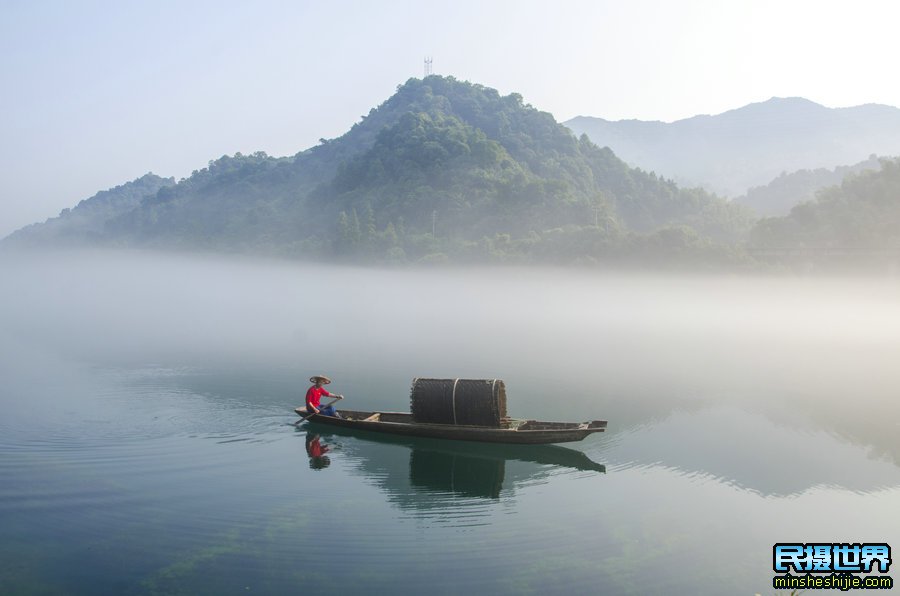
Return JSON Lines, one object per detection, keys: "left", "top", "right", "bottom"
{"left": 5, "top": 76, "right": 754, "bottom": 266}
{"left": 4, "top": 173, "right": 174, "bottom": 247}
{"left": 749, "top": 157, "right": 900, "bottom": 266}
{"left": 734, "top": 154, "right": 884, "bottom": 217}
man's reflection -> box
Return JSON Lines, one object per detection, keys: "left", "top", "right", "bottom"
{"left": 305, "top": 433, "right": 331, "bottom": 470}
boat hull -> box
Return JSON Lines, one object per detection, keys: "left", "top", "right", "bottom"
{"left": 295, "top": 407, "right": 607, "bottom": 444}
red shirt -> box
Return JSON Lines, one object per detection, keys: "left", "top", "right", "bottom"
{"left": 306, "top": 386, "right": 331, "bottom": 410}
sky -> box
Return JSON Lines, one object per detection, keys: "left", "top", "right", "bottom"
{"left": 2, "top": 0, "right": 900, "bottom": 238}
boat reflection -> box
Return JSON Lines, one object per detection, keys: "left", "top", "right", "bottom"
{"left": 298, "top": 426, "right": 605, "bottom": 509}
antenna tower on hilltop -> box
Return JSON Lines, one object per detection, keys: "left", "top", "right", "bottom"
{"left": 424, "top": 57, "right": 433, "bottom": 77}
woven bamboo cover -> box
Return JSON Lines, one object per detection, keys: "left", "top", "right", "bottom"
{"left": 409, "top": 378, "right": 507, "bottom": 427}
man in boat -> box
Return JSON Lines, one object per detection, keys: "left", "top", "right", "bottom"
{"left": 306, "top": 374, "right": 343, "bottom": 418}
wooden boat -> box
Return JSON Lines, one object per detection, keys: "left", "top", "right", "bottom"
{"left": 294, "top": 407, "right": 607, "bottom": 444}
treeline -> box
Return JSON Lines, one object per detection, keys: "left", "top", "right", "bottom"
{"left": 328, "top": 205, "right": 747, "bottom": 270}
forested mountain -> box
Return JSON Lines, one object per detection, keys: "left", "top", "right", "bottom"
{"left": 734, "top": 155, "right": 885, "bottom": 217}
{"left": 749, "top": 157, "right": 900, "bottom": 263}
{"left": 4, "top": 173, "right": 174, "bottom": 247}
{"left": 565, "top": 98, "right": 900, "bottom": 196}
{"left": 3, "top": 76, "right": 753, "bottom": 266}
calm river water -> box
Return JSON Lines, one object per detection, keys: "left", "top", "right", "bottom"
{"left": 1, "top": 251, "right": 899, "bottom": 594}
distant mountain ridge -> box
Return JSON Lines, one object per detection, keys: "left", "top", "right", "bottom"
{"left": 565, "top": 97, "right": 900, "bottom": 196}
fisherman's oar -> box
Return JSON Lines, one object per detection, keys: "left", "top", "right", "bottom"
{"left": 297, "top": 396, "right": 343, "bottom": 424}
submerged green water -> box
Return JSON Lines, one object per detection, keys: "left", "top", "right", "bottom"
{"left": 2, "top": 252, "right": 899, "bottom": 594}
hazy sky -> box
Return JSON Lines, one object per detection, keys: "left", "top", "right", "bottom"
{"left": 2, "top": 0, "right": 900, "bottom": 237}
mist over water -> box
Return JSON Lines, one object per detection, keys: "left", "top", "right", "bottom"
{"left": 5, "top": 250, "right": 900, "bottom": 426}
{"left": 2, "top": 249, "right": 899, "bottom": 594}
